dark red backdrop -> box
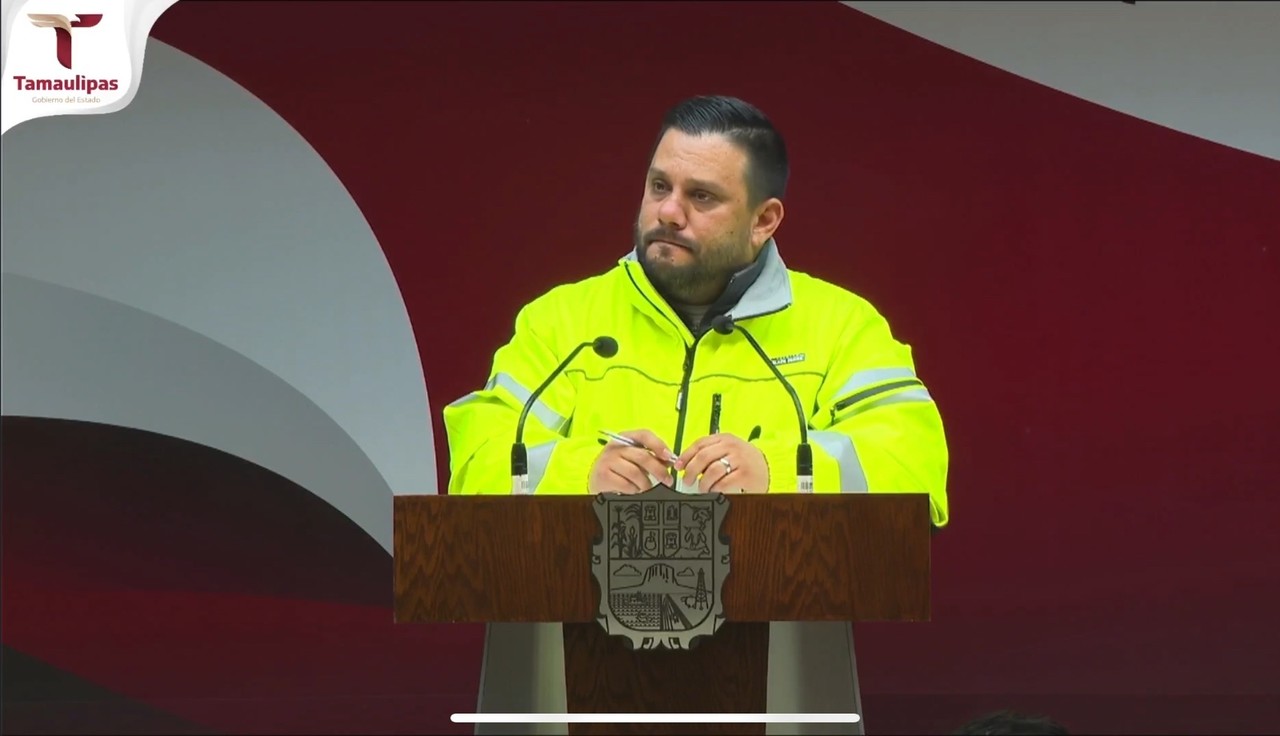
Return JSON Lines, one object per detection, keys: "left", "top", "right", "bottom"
{"left": 4, "top": 2, "right": 1278, "bottom": 734}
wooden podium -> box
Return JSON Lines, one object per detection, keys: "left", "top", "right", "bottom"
{"left": 394, "top": 493, "right": 931, "bottom": 736}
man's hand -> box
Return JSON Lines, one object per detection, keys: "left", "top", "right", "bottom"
{"left": 588, "top": 429, "right": 677, "bottom": 494}
{"left": 676, "top": 433, "right": 770, "bottom": 493}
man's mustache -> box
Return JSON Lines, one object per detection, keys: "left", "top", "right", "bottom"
{"left": 643, "top": 229, "right": 698, "bottom": 253}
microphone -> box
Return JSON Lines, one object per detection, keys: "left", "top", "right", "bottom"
{"left": 710, "top": 315, "right": 814, "bottom": 492}
{"left": 511, "top": 335, "right": 619, "bottom": 494}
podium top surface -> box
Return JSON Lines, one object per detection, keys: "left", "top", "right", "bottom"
{"left": 393, "top": 492, "right": 930, "bottom": 624}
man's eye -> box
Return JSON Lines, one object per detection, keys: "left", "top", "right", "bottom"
{"left": 694, "top": 191, "right": 713, "bottom": 202}
{"left": 651, "top": 180, "right": 669, "bottom": 192}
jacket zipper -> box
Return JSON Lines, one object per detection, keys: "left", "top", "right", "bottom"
{"left": 672, "top": 335, "right": 705, "bottom": 454}
{"left": 624, "top": 263, "right": 705, "bottom": 454}
{"left": 829, "top": 378, "right": 923, "bottom": 422}
{"left": 625, "top": 262, "right": 784, "bottom": 454}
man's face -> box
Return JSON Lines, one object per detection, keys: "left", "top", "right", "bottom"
{"left": 634, "top": 129, "right": 760, "bottom": 305}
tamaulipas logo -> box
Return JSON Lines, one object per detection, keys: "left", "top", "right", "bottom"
{"left": 1, "top": 0, "right": 180, "bottom": 135}
{"left": 15, "top": 13, "right": 120, "bottom": 95}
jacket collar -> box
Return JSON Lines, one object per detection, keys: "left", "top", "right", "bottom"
{"left": 620, "top": 238, "right": 793, "bottom": 327}
{"left": 726, "top": 239, "right": 792, "bottom": 320}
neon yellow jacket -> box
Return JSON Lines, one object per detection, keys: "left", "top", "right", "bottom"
{"left": 443, "top": 241, "right": 949, "bottom": 526}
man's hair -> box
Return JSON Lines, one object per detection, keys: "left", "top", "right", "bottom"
{"left": 952, "top": 710, "right": 1070, "bottom": 735}
{"left": 651, "top": 95, "right": 789, "bottom": 207}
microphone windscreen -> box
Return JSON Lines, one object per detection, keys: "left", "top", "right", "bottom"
{"left": 592, "top": 336, "right": 619, "bottom": 358}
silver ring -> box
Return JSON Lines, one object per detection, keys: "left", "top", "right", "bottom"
{"left": 719, "top": 456, "right": 733, "bottom": 474}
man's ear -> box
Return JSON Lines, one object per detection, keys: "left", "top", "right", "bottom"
{"left": 751, "top": 198, "right": 785, "bottom": 251}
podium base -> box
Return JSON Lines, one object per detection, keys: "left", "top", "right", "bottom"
{"left": 474, "top": 622, "right": 863, "bottom": 736}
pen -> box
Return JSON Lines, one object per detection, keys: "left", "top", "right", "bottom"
{"left": 598, "top": 430, "right": 679, "bottom": 463}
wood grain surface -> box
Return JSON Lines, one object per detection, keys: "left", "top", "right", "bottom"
{"left": 394, "top": 493, "right": 929, "bottom": 624}
{"left": 561, "top": 621, "right": 769, "bottom": 736}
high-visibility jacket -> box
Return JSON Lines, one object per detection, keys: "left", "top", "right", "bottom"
{"left": 443, "top": 240, "right": 949, "bottom": 526}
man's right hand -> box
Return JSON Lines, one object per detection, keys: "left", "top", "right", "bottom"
{"left": 588, "top": 429, "right": 677, "bottom": 494}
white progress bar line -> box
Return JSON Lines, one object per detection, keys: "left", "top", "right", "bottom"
{"left": 453, "top": 713, "right": 861, "bottom": 724}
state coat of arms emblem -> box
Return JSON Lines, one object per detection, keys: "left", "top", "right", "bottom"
{"left": 590, "top": 485, "right": 731, "bottom": 650}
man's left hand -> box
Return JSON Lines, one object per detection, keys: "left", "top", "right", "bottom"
{"left": 676, "top": 433, "right": 769, "bottom": 494}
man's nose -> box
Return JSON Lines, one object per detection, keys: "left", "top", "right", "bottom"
{"left": 657, "top": 194, "right": 687, "bottom": 229}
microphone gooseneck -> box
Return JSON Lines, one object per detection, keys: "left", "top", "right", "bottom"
{"left": 511, "top": 335, "right": 618, "bottom": 494}
{"left": 711, "top": 315, "right": 814, "bottom": 492}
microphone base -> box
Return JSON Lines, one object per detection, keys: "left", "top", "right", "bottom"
{"left": 798, "top": 475, "right": 814, "bottom": 493}
{"left": 511, "top": 474, "right": 531, "bottom": 495}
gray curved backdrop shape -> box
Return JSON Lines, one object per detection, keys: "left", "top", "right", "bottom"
{"left": 0, "top": 40, "right": 437, "bottom": 553}
{"left": 844, "top": 1, "right": 1280, "bottom": 162}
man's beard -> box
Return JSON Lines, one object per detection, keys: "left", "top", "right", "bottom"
{"left": 633, "top": 221, "right": 752, "bottom": 305}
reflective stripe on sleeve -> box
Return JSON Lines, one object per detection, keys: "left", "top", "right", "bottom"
{"left": 809, "top": 430, "right": 869, "bottom": 493}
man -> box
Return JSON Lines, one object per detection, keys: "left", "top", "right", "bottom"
{"left": 444, "top": 95, "right": 948, "bottom": 527}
